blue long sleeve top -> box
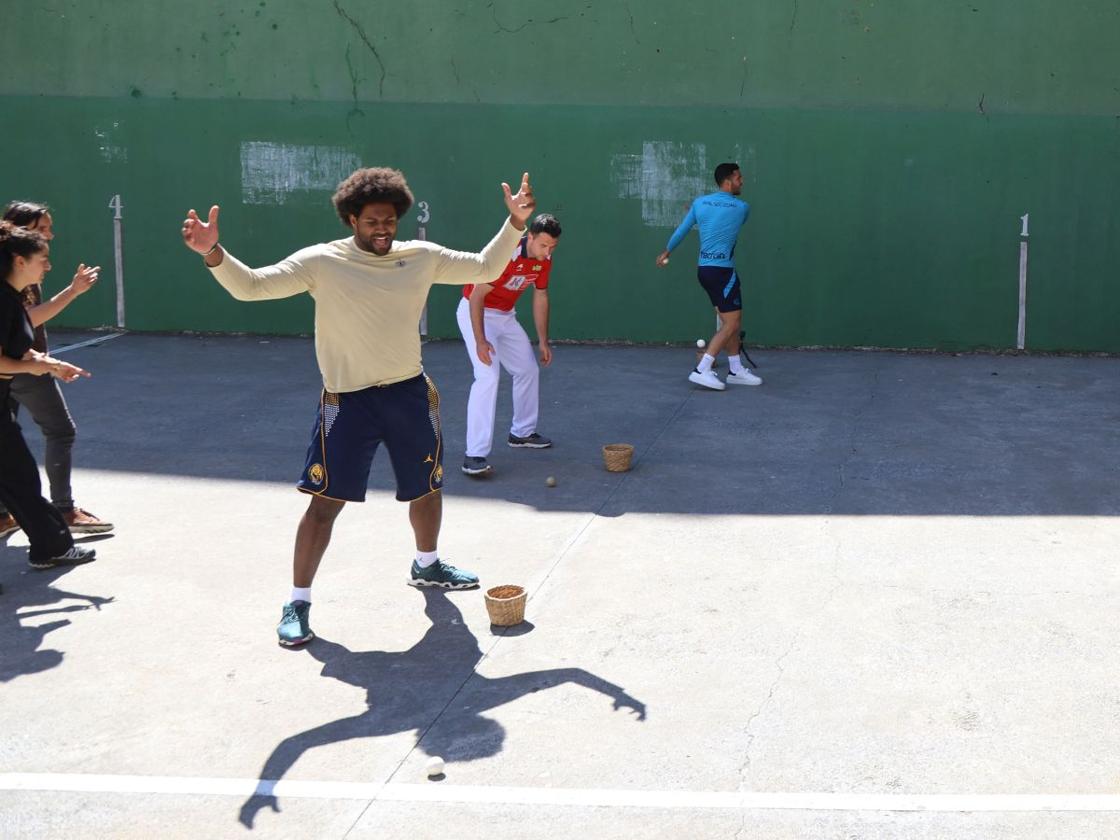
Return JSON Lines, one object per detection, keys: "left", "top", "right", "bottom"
{"left": 666, "top": 192, "right": 750, "bottom": 268}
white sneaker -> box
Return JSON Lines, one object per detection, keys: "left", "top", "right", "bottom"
{"left": 688, "top": 369, "right": 726, "bottom": 391}
{"left": 726, "top": 368, "right": 763, "bottom": 386}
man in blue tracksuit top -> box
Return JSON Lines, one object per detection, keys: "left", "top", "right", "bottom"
{"left": 656, "top": 162, "right": 762, "bottom": 391}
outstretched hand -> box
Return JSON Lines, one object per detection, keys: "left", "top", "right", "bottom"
{"left": 501, "top": 172, "right": 536, "bottom": 230}
{"left": 47, "top": 358, "right": 90, "bottom": 383}
{"left": 182, "top": 205, "right": 220, "bottom": 255}
{"left": 69, "top": 263, "right": 101, "bottom": 295}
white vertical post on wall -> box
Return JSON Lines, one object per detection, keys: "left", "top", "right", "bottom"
{"left": 1017, "top": 212, "right": 1029, "bottom": 350}
{"left": 109, "top": 194, "right": 125, "bottom": 329}
{"left": 416, "top": 200, "right": 431, "bottom": 336}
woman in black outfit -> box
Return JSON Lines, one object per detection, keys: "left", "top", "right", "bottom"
{"left": 0, "top": 201, "right": 112, "bottom": 537}
{"left": 0, "top": 221, "right": 95, "bottom": 569}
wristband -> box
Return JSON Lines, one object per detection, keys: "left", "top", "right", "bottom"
{"left": 203, "top": 243, "right": 220, "bottom": 257}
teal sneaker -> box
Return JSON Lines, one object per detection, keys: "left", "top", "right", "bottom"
{"left": 408, "top": 559, "right": 480, "bottom": 590}
{"left": 277, "top": 600, "right": 314, "bottom": 647}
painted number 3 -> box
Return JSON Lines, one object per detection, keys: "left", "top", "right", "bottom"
{"left": 417, "top": 201, "right": 431, "bottom": 224}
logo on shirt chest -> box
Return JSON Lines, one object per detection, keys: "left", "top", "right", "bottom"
{"left": 503, "top": 263, "right": 540, "bottom": 291}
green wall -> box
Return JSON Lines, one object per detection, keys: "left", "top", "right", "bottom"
{"left": 2, "top": 1, "right": 1118, "bottom": 351}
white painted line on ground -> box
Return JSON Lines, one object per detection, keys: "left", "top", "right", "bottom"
{"left": 4, "top": 774, "right": 1120, "bottom": 813}
{"left": 50, "top": 332, "right": 126, "bottom": 356}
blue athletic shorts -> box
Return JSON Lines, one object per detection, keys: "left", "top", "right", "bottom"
{"left": 298, "top": 374, "right": 444, "bottom": 503}
{"left": 697, "top": 266, "right": 742, "bottom": 313}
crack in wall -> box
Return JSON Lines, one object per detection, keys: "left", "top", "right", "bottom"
{"left": 624, "top": 2, "right": 641, "bottom": 44}
{"left": 490, "top": 4, "right": 569, "bottom": 34}
{"left": 332, "top": 0, "right": 386, "bottom": 98}
{"left": 344, "top": 42, "right": 361, "bottom": 106}
{"left": 789, "top": 0, "right": 799, "bottom": 34}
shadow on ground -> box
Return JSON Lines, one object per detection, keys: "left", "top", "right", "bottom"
{"left": 237, "top": 589, "right": 645, "bottom": 829}
{"left": 44, "top": 331, "right": 1120, "bottom": 518}
{"left": 0, "top": 536, "right": 114, "bottom": 684}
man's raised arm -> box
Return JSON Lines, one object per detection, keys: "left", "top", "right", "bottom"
{"left": 181, "top": 204, "right": 311, "bottom": 301}
{"left": 432, "top": 172, "right": 537, "bottom": 286}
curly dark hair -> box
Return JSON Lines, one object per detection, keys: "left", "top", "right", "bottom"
{"left": 0, "top": 221, "right": 48, "bottom": 281}
{"left": 332, "top": 167, "right": 414, "bottom": 226}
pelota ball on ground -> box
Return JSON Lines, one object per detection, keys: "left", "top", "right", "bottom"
{"left": 425, "top": 756, "right": 445, "bottom": 777}
{"left": 546, "top": 476, "right": 557, "bottom": 487}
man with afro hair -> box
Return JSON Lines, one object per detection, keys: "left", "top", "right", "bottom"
{"left": 182, "top": 167, "right": 537, "bottom": 647}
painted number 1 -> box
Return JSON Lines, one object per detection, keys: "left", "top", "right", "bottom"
{"left": 1019, "top": 213, "right": 1029, "bottom": 238}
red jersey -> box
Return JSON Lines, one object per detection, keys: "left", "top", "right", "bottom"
{"left": 462, "top": 237, "right": 552, "bottom": 312}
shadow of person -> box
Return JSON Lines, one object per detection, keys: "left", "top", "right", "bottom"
{"left": 0, "top": 556, "right": 114, "bottom": 683}
{"left": 239, "top": 588, "right": 645, "bottom": 828}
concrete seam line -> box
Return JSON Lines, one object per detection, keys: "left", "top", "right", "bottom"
{"left": 5, "top": 775, "right": 1120, "bottom": 813}
{"left": 50, "top": 332, "right": 127, "bottom": 356}
{"left": 525, "top": 387, "right": 695, "bottom": 606}
{"left": 365, "top": 388, "right": 684, "bottom": 828}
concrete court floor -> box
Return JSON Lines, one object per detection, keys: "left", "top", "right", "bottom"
{"left": 1, "top": 331, "right": 1119, "bottom": 840}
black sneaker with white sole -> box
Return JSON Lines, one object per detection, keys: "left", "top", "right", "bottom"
{"left": 29, "top": 545, "right": 97, "bottom": 570}
{"left": 462, "top": 456, "right": 493, "bottom": 476}
{"left": 507, "top": 432, "right": 552, "bottom": 449}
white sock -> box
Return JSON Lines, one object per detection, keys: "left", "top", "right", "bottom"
{"left": 415, "top": 550, "right": 439, "bottom": 568}
{"left": 290, "top": 586, "right": 312, "bottom": 604}
{"left": 697, "top": 353, "right": 715, "bottom": 374}
{"left": 728, "top": 354, "right": 744, "bottom": 374}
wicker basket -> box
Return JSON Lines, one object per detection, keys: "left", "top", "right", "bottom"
{"left": 485, "top": 585, "right": 527, "bottom": 626}
{"left": 602, "top": 443, "right": 635, "bottom": 472}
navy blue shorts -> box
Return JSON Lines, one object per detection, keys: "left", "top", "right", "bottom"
{"left": 298, "top": 374, "right": 444, "bottom": 503}
{"left": 697, "top": 266, "right": 742, "bottom": 313}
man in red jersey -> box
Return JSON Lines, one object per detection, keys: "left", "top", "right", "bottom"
{"left": 456, "top": 213, "right": 561, "bottom": 476}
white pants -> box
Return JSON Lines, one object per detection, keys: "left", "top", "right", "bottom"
{"left": 456, "top": 298, "right": 539, "bottom": 457}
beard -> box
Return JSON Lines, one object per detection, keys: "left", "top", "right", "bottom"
{"left": 354, "top": 232, "right": 393, "bottom": 255}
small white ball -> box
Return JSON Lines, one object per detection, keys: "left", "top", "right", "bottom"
{"left": 425, "top": 756, "right": 445, "bottom": 778}
{"left": 546, "top": 475, "right": 557, "bottom": 487}
{"left": 696, "top": 339, "right": 706, "bottom": 349}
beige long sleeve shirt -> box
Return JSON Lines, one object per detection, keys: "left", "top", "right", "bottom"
{"left": 208, "top": 219, "right": 524, "bottom": 392}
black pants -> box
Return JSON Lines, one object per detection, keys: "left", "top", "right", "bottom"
{"left": 0, "top": 372, "right": 76, "bottom": 512}
{"left": 0, "top": 382, "right": 73, "bottom": 563}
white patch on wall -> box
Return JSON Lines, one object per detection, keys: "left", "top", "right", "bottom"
{"left": 94, "top": 122, "right": 128, "bottom": 163}
{"left": 240, "top": 142, "right": 362, "bottom": 206}
{"left": 611, "top": 141, "right": 710, "bottom": 228}
{"left": 734, "top": 144, "right": 758, "bottom": 183}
